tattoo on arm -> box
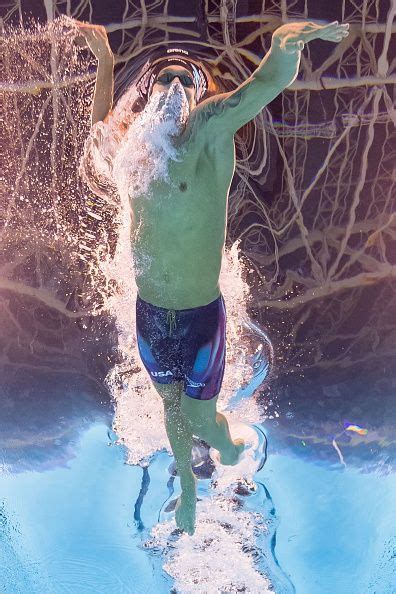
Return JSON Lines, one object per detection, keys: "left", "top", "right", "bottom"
{"left": 197, "top": 73, "right": 284, "bottom": 133}
{"left": 201, "top": 89, "right": 244, "bottom": 125}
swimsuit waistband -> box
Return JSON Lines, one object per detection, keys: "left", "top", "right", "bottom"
{"left": 136, "top": 293, "right": 223, "bottom": 313}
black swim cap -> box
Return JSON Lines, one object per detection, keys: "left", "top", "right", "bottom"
{"left": 136, "top": 48, "right": 209, "bottom": 103}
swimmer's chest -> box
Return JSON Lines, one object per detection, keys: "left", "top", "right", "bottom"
{"left": 130, "top": 134, "right": 236, "bottom": 244}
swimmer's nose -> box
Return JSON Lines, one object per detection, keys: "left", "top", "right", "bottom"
{"left": 169, "top": 78, "right": 183, "bottom": 89}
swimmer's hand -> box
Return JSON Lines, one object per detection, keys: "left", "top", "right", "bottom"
{"left": 73, "top": 21, "right": 113, "bottom": 61}
{"left": 272, "top": 20, "right": 350, "bottom": 54}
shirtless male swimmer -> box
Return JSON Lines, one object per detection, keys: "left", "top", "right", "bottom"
{"left": 76, "top": 19, "right": 349, "bottom": 535}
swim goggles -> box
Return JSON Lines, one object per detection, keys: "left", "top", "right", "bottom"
{"left": 136, "top": 48, "right": 209, "bottom": 103}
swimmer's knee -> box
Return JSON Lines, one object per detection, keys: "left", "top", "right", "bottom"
{"left": 180, "top": 392, "right": 219, "bottom": 428}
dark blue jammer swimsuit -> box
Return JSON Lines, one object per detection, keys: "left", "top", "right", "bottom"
{"left": 135, "top": 293, "right": 227, "bottom": 400}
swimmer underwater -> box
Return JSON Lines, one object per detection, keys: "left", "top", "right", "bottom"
{"left": 76, "top": 19, "right": 349, "bottom": 535}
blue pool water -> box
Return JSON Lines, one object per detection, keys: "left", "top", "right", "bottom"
{"left": 264, "top": 431, "right": 396, "bottom": 594}
{"left": 1, "top": 401, "right": 395, "bottom": 592}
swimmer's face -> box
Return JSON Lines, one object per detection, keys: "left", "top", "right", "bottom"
{"left": 151, "top": 65, "right": 197, "bottom": 112}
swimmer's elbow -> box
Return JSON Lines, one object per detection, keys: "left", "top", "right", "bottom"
{"left": 91, "top": 105, "right": 113, "bottom": 127}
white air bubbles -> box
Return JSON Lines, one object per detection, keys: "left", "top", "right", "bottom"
{"left": 145, "top": 496, "right": 272, "bottom": 594}
{"left": 112, "top": 82, "right": 189, "bottom": 200}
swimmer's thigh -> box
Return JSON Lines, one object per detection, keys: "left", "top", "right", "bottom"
{"left": 136, "top": 294, "right": 183, "bottom": 389}
{"left": 181, "top": 294, "right": 226, "bottom": 401}
{"left": 152, "top": 380, "right": 184, "bottom": 405}
{"left": 180, "top": 392, "right": 219, "bottom": 430}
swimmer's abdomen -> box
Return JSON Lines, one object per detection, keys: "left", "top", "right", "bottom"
{"left": 134, "top": 248, "right": 223, "bottom": 310}
{"left": 129, "top": 130, "right": 235, "bottom": 309}
{"left": 131, "top": 183, "right": 227, "bottom": 309}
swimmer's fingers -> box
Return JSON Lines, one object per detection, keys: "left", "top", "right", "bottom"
{"left": 311, "top": 21, "right": 350, "bottom": 43}
{"left": 300, "top": 21, "right": 350, "bottom": 43}
{"left": 275, "top": 21, "right": 349, "bottom": 54}
{"left": 73, "top": 20, "right": 107, "bottom": 36}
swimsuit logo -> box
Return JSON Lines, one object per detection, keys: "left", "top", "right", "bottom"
{"left": 151, "top": 370, "right": 173, "bottom": 377}
{"left": 186, "top": 378, "right": 206, "bottom": 388}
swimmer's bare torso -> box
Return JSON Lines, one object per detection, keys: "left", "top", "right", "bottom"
{"left": 77, "top": 21, "right": 348, "bottom": 312}
{"left": 130, "top": 114, "right": 235, "bottom": 310}
{"left": 75, "top": 24, "right": 297, "bottom": 312}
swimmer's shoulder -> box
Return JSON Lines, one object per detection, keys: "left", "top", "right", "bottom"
{"left": 182, "top": 100, "right": 235, "bottom": 152}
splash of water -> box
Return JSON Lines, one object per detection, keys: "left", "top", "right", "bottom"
{"left": 82, "top": 76, "right": 276, "bottom": 590}
{"left": 79, "top": 77, "right": 190, "bottom": 206}
{"left": 103, "top": 235, "right": 270, "bottom": 465}
{"left": 113, "top": 81, "right": 190, "bottom": 200}
{"left": 145, "top": 495, "right": 272, "bottom": 594}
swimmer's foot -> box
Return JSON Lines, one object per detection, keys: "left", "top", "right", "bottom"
{"left": 175, "top": 491, "right": 196, "bottom": 535}
{"left": 218, "top": 438, "right": 245, "bottom": 466}
{"left": 209, "top": 424, "right": 267, "bottom": 493}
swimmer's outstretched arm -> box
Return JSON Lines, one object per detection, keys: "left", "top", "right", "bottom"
{"left": 74, "top": 21, "right": 114, "bottom": 126}
{"left": 197, "top": 21, "right": 349, "bottom": 134}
